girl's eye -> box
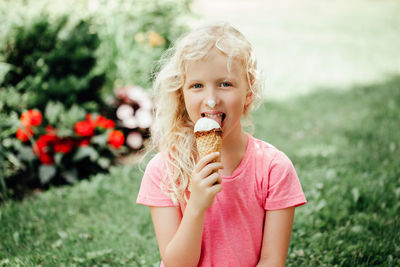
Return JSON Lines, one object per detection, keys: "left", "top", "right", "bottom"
{"left": 192, "top": 84, "right": 202, "bottom": 89}
{"left": 220, "top": 82, "right": 232, "bottom": 87}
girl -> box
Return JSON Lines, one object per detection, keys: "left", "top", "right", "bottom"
{"left": 137, "top": 23, "right": 306, "bottom": 267}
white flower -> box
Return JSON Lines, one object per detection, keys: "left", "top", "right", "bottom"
{"left": 116, "top": 104, "right": 134, "bottom": 120}
{"left": 122, "top": 117, "right": 138, "bottom": 129}
{"left": 141, "top": 99, "right": 153, "bottom": 111}
{"left": 127, "top": 86, "right": 147, "bottom": 103}
{"left": 135, "top": 108, "right": 152, "bottom": 129}
{"left": 126, "top": 132, "right": 143, "bottom": 149}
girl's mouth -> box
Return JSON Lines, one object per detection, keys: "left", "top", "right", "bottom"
{"left": 201, "top": 113, "right": 226, "bottom": 128}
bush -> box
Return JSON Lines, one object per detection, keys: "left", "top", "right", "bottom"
{"left": 0, "top": 15, "right": 110, "bottom": 200}
{"left": 0, "top": 15, "right": 105, "bottom": 113}
{"left": 89, "top": 0, "right": 192, "bottom": 90}
{"left": 0, "top": 0, "right": 192, "bottom": 200}
{"left": 0, "top": 104, "right": 131, "bottom": 200}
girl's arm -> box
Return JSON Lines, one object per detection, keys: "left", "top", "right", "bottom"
{"left": 150, "top": 204, "right": 203, "bottom": 267}
{"left": 256, "top": 207, "right": 296, "bottom": 267}
{"left": 150, "top": 152, "right": 223, "bottom": 267}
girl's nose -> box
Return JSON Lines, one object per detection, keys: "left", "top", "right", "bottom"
{"left": 205, "top": 86, "right": 219, "bottom": 108}
{"left": 207, "top": 99, "right": 216, "bottom": 108}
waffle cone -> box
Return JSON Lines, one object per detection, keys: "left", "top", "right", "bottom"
{"left": 195, "top": 129, "right": 222, "bottom": 162}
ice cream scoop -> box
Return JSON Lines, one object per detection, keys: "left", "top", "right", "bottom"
{"left": 194, "top": 117, "right": 222, "bottom": 162}
{"left": 194, "top": 117, "right": 221, "bottom": 132}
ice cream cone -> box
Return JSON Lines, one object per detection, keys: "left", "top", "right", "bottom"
{"left": 195, "top": 129, "right": 222, "bottom": 162}
{"left": 194, "top": 117, "right": 222, "bottom": 162}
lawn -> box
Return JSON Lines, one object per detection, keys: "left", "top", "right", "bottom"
{"left": 1, "top": 75, "right": 399, "bottom": 266}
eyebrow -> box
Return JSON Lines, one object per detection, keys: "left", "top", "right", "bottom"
{"left": 185, "top": 79, "right": 201, "bottom": 85}
{"left": 222, "top": 76, "right": 237, "bottom": 83}
{"left": 185, "top": 76, "right": 237, "bottom": 85}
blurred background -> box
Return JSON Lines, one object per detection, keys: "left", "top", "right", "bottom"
{"left": 192, "top": 0, "right": 400, "bottom": 99}
{"left": 1, "top": 0, "right": 399, "bottom": 266}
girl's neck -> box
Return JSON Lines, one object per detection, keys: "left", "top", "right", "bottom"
{"left": 220, "top": 130, "right": 248, "bottom": 176}
{"left": 222, "top": 129, "right": 247, "bottom": 153}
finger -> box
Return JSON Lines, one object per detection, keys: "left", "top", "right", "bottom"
{"left": 209, "top": 183, "right": 222, "bottom": 195}
{"left": 216, "top": 175, "right": 222, "bottom": 184}
{"left": 194, "top": 152, "right": 220, "bottom": 173}
{"left": 194, "top": 152, "right": 220, "bottom": 172}
{"left": 211, "top": 175, "right": 222, "bottom": 186}
{"left": 199, "top": 162, "right": 223, "bottom": 179}
{"left": 202, "top": 172, "right": 220, "bottom": 186}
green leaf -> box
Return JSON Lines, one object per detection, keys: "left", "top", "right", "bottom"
{"left": 6, "top": 153, "right": 23, "bottom": 168}
{"left": 39, "top": 165, "right": 57, "bottom": 184}
{"left": 2, "top": 138, "right": 14, "bottom": 148}
{"left": 98, "top": 157, "right": 111, "bottom": 169}
{"left": 0, "top": 88, "right": 21, "bottom": 110}
{"left": 351, "top": 188, "right": 360, "bottom": 203}
{"left": 64, "top": 105, "right": 86, "bottom": 128}
{"left": 45, "top": 101, "right": 64, "bottom": 125}
{"left": 13, "top": 232, "right": 19, "bottom": 245}
{"left": 17, "top": 146, "right": 36, "bottom": 161}
{"left": 73, "top": 146, "right": 98, "bottom": 162}
{"left": 91, "top": 133, "right": 109, "bottom": 146}
{"left": 62, "top": 170, "right": 78, "bottom": 184}
{"left": 56, "top": 128, "right": 74, "bottom": 138}
{"left": 55, "top": 153, "right": 64, "bottom": 165}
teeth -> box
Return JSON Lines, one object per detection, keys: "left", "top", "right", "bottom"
{"left": 205, "top": 114, "right": 222, "bottom": 119}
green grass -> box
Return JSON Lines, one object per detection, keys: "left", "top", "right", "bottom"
{"left": 0, "top": 166, "right": 160, "bottom": 266}
{"left": 1, "top": 76, "right": 399, "bottom": 266}
{"left": 253, "top": 76, "right": 400, "bottom": 266}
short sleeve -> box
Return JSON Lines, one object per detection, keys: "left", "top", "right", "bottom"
{"left": 263, "top": 151, "right": 306, "bottom": 210}
{"left": 136, "top": 153, "right": 177, "bottom": 207}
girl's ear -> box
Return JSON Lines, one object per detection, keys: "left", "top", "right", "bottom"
{"left": 245, "top": 78, "right": 256, "bottom": 105}
{"left": 244, "top": 90, "right": 254, "bottom": 110}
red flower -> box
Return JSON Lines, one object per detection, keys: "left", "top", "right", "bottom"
{"left": 74, "top": 121, "right": 94, "bottom": 137}
{"left": 78, "top": 138, "right": 91, "bottom": 147}
{"left": 39, "top": 152, "right": 55, "bottom": 165}
{"left": 33, "top": 134, "right": 56, "bottom": 165}
{"left": 108, "top": 130, "right": 125, "bottom": 149}
{"left": 95, "top": 115, "right": 115, "bottom": 129}
{"left": 33, "top": 139, "right": 45, "bottom": 156}
{"left": 86, "top": 114, "right": 115, "bottom": 129}
{"left": 54, "top": 138, "right": 74, "bottom": 154}
{"left": 21, "top": 109, "right": 42, "bottom": 127}
{"left": 45, "top": 125, "right": 57, "bottom": 136}
{"left": 85, "top": 114, "right": 96, "bottom": 127}
{"left": 41, "top": 133, "right": 58, "bottom": 143}
{"left": 16, "top": 127, "right": 34, "bottom": 142}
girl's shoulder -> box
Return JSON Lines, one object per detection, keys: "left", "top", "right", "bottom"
{"left": 147, "top": 151, "right": 164, "bottom": 164}
{"left": 248, "top": 134, "right": 293, "bottom": 167}
{"left": 137, "top": 151, "right": 177, "bottom": 207}
{"left": 249, "top": 134, "right": 279, "bottom": 156}
{"left": 250, "top": 135, "right": 276, "bottom": 150}
{"left": 143, "top": 152, "right": 166, "bottom": 174}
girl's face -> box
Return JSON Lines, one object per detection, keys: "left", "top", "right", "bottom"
{"left": 182, "top": 47, "right": 252, "bottom": 140}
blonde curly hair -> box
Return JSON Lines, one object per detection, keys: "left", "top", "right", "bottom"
{"left": 148, "top": 23, "right": 263, "bottom": 206}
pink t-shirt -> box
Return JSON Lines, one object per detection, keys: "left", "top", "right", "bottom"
{"left": 137, "top": 134, "right": 306, "bottom": 267}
